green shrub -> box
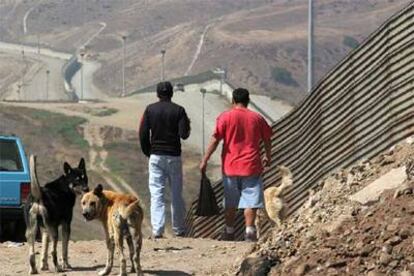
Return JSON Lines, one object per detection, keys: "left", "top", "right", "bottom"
{"left": 271, "top": 67, "right": 299, "bottom": 87}
{"left": 343, "top": 36, "right": 359, "bottom": 49}
{"left": 89, "top": 107, "right": 118, "bottom": 117}
{"left": 29, "top": 109, "right": 88, "bottom": 149}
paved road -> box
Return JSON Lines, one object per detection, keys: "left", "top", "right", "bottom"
{"left": 0, "top": 42, "right": 71, "bottom": 101}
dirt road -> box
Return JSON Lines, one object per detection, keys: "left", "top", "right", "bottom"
{"left": 0, "top": 42, "right": 70, "bottom": 101}
{"left": 0, "top": 238, "right": 252, "bottom": 275}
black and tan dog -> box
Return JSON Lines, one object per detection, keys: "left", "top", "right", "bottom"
{"left": 81, "top": 184, "right": 144, "bottom": 276}
{"left": 25, "top": 155, "right": 88, "bottom": 274}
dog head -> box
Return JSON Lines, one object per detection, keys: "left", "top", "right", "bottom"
{"left": 81, "top": 184, "right": 105, "bottom": 221}
{"left": 63, "top": 158, "right": 89, "bottom": 195}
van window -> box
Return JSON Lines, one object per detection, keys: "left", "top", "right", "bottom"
{"left": 0, "top": 139, "right": 24, "bottom": 172}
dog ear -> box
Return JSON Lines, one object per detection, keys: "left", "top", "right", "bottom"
{"left": 78, "top": 158, "right": 86, "bottom": 171}
{"left": 64, "top": 162, "right": 72, "bottom": 175}
{"left": 93, "top": 184, "right": 103, "bottom": 197}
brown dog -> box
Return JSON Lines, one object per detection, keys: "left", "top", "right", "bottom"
{"left": 81, "top": 184, "right": 143, "bottom": 276}
{"left": 256, "top": 165, "right": 293, "bottom": 237}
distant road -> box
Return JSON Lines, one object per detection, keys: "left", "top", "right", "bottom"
{"left": 0, "top": 42, "right": 70, "bottom": 101}
{"left": 23, "top": 6, "right": 35, "bottom": 34}
{"left": 0, "top": 41, "right": 105, "bottom": 101}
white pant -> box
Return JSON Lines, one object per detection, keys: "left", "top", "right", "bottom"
{"left": 148, "top": 154, "right": 186, "bottom": 236}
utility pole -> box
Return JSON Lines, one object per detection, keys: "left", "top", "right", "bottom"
{"left": 308, "top": 0, "right": 314, "bottom": 93}
{"left": 121, "top": 35, "right": 127, "bottom": 97}
{"left": 79, "top": 48, "right": 86, "bottom": 101}
{"left": 37, "top": 34, "right": 40, "bottom": 54}
{"left": 45, "top": 69, "right": 50, "bottom": 100}
{"left": 200, "top": 88, "right": 207, "bottom": 156}
{"left": 21, "top": 46, "right": 25, "bottom": 101}
{"left": 161, "top": 49, "right": 166, "bottom": 81}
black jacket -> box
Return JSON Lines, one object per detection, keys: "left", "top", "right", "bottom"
{"left": 139, "top": 100, "right": 190, "bottom": 157}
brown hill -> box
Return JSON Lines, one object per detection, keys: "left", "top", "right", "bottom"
{"left": 0, "top": 0, "right": 410, "bottom": 105}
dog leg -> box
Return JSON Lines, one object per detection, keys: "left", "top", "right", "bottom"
{"left": 26, "top": 211, "right": 38, "bottom": 274}
{"left": 114, "top": 230, "right": 127, "bottom": 276}
{"left": 46, "top": 225, "right": 62, "bottom": 273}
{"left": 40, "top": 229, "right": 49, "bottom": 271}
{"left": 126, "top": 234, "right": 136, "bottom": 273}
{"left": 61, "top": 222, "right": 72, "bottom": 270}
{"left": 129, "top": 223, "right": 143, "bottom": 276}
{"left": 99, "top": 230, "right": 114, "bottom": 276}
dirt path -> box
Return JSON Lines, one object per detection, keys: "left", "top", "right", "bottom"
{"left": 0, "top": 238, "right": 252, "bottom": 276}
{"left": 82, "top": 122, "right": 138, "bottom": 197}
{"left": 184, "top": 23, "right": 213, "bottom": 76}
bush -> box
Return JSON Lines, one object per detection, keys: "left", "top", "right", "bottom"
{"left": 343, "top": 36, "right": 359, "bottom": 49}
{"left": 29, "top": 109, "right": 88, "bottom": 149}
{"left": 271, "top": 67, "right": 299, "bottom": 87}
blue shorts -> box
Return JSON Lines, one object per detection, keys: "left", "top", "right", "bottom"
{"left": 222, "top": 175, "right": 264, "bottom": 209}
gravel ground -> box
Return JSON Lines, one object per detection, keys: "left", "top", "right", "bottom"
{"left": 0, "top": 237, "right": 252, "bottom": 276}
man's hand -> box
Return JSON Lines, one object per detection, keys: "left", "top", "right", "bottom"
{"left": 200, "top": 160, "right": 208, "bottom": 174}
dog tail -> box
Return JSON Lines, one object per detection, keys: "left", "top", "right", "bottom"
{"left": 121, "top": 198, "right": 144, "bottom": 221}
{"left": 29, "top": 155, "right": 42, "bottom": 202}
{"left": 274, "top": 165, "right": 293, "bottom": 197}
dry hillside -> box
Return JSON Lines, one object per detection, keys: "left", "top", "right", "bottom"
{"left": 0, "top": 104, "right": 203, "bottom": 240}
{"left": 0, "top": 0, "right": 410, "bottom": 104}
{"left": 236, "top": 138, "right": 414, "bottom": 275}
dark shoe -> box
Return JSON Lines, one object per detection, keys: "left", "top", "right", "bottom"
{"left": 175, "top": 232, "right": 186, "bottom": 237}
{"left": 150, "top": 234, "right": 163, "bottom": 240}
{"left": 221, "top": 230, "right": 235, "bottom": 241}
{"left": 244, "top": 231, "right": 257, "bottom": 242}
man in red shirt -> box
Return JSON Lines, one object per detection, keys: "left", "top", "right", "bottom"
{"left": 200, "top": 88, "right": 272, "bottom": 241}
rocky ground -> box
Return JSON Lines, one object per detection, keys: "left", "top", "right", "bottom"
{"left": 237, "top": 138, "right": 414, "bottom": 275}
{"left": 0, "top": 237, "right": 253, "bottom": 276}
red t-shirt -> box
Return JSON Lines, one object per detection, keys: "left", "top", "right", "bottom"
{"left": 213, "top": 107, "right": 272, "bottom": 176}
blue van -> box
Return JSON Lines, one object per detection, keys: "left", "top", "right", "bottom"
{"left": 0, "top": 135, "right": 30, "bottom": 241}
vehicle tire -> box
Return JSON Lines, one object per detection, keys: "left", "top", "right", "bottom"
{"left": 14, "top": 219, "right": 27, "bottom": 242}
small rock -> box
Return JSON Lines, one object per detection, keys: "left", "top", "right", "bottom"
{"left": 400, "top": 270, "right": 412, "bottom": 276}
{"left": 360, "top": 245, "right": 374, "bottom": 257}
{"left": 294, "top": 263, "right": 310, "bottom": 276}
{"left": 389, "top": 260, "right": 399, "bottom": 268}
{"left": 367, "top": 272, "right": 385, "bottom": 276}
{"left": 386, "top": 224, "right": 398, "bottom": 232}
{"left": 328, "top": 259, "right": 347, "bottom": 268}
{"left": 399, "top": 229, "right": 410, "bottom": 239}
{"left": 379, "top": 252, "right": 392, "bottom": 265}
{"left": 380, "top": 155, "right": 395, "bottom": 166}
{"left": 237, "top": 256, "right": 273, "bottom": 276}
{"left": 387, "top": 236, "right": 402, "bottom": 246}
{"left": 382, "top": 245, "right": 392, "bottom": 254}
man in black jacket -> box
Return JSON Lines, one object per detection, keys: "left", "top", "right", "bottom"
{"left": 139, "top": 81, "right": 190, "bottom": 238}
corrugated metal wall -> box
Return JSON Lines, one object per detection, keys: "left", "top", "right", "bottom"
{"left": 185, "top": 3, "right": 414, "bottom": 241}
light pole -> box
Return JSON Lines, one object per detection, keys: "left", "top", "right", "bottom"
{"left": 200, "top": 88, "right": 207, "bottom": 156}
{"left": 37, "top": 34, "right": 40, "bottom": 54}
{"left": 79, "top": 48, "right": 86, "bottom": 101}
{"left": 160, "top": 49, "right": 166, "bottom": 81}
{"left": 308, "top": 0, "right": 314, "bottom": 93}
{"left": 121, "top": 35, "right": 127, "bottom": 97}
{"left": 45, "top": 69, "right": 50, "bottom": 100}
{"left": 21, "top": 46, "right": 25, "bottom": 101}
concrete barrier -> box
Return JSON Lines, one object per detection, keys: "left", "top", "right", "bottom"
{"left": 61, "top": 55, "right": 80, "bottom": 101}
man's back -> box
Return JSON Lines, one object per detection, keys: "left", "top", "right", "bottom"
{"left": 215, "top": 108, "right": 271, "bottom": 176}
{"left": 140, "top": 100, "right": 190, "bottom": 157}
